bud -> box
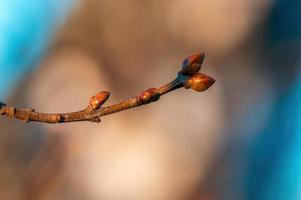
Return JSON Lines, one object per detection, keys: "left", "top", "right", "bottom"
{"left": 139, "top": 88, "right": 160, "bottom": 103}
{"left": 180, "top": 52, "right": 205, "bottom": 75}
{"left": 89, "top": 91, "right": 110, "bottom": 110}
{"left": 184, "top": 73, "right": 215, "bottom": 92}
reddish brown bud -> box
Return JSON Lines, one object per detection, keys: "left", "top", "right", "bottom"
{"left": 180, "top": 52, "right": 205, "bottom": 75}
{"left": 184, "top": 73, "right": 215, "bottom": 92}
{"left": 139, "top": 88, "right": 160, "bottom": 103}
{"left": 89, "top": 91, "right": 110, "bottom": 110}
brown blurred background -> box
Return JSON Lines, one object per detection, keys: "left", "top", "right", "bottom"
{"left": 1, "top": 0, "right": 296, "bottom": 199}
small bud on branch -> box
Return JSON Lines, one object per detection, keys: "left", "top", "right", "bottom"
{"left": 139, "top": 88, "right": 160, "bottom": 104}
{"left": 184, "top": 73, "right": 215, "bottom": 92}
{"left": 180, "top": 52, "right": 205, "bottom": 75}
{"left": 0, "top": 53, "right": 215, "bottom": 124}
{"left": 88, "top": 91, "right": 110, "bottom": 110}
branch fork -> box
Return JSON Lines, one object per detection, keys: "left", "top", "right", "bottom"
{"left": 0, "top": 53, "right": 215, "bottom": 124}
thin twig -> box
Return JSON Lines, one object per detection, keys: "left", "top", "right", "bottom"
{"left": 0, "top": 53, "right": 215, "bottom": 124}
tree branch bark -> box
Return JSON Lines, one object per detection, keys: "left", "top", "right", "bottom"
{"left": 0, "top": 53, "right": 215, "bottom": 124}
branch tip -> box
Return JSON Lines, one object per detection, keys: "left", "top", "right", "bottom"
{"left": 0, "top": 53, "right": 215, "bottom": 124}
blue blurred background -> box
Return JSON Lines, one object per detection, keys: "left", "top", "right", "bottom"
{"left": 0, "top": 0, "right": 73, "bottom": 98}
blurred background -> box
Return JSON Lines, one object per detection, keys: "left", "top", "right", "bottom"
{"left": 0, "top": 0, "right": 300, "bottom": 199}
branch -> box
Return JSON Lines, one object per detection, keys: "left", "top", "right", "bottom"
{"left": 0, "top": 53, "right": 215, "bottom": 124}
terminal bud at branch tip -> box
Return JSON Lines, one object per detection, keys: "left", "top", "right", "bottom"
{"left": 89, "top": 91, "right": 110, "bottom": 110}
{"left": 184, "top": 73, "right": 215, "bottom": 92}
{"left": 180, "top": 52, "right": 205, "bottom": 75}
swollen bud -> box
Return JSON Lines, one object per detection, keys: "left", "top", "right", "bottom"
{"left": 184, "top": 73, "right": 215, "bottom": 92}
{"left": 139, "top": 88, "right": 160, "bottom": 103}
{"left": 89, "top": 91, "right": 110, "bottom": 110}
{"left": 180, "top": 52, "right": 205, "bottom": 75}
